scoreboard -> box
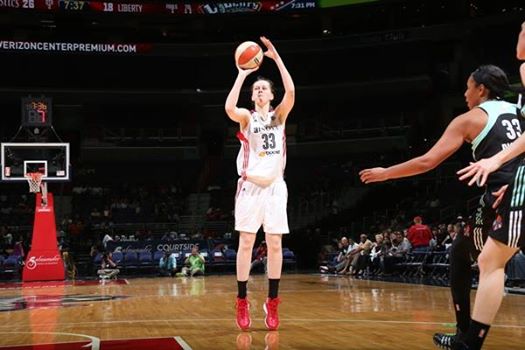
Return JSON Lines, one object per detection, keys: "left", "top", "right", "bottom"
{"left": 21, "top": 96, "right": 52, "bottom": 127}
{"left": 0, "top": 0, "right": 318, "bottom": 15}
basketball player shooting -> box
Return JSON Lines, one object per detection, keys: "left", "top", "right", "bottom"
{"left": 224, "top": 36, "right": 295, "bottom": 331}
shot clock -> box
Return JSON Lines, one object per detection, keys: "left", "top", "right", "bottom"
{"left": 21, "top": 97, "right": 52, "bottom": 127}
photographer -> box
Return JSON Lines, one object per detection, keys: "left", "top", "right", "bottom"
{"left": 97, "top": 251, "right": 119, "bottom": 280}
{"left": 159, "top": 250, "right": 177, "bottom": 277}
{"left": 178, "top": 246, "right": 205, "bottom": 277}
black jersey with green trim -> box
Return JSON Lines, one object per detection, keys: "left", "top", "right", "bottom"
{"left": 471, "top": 100, "right": 525, "bottom": 191}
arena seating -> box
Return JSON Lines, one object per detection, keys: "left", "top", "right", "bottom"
{"left": 92, "top": 245, "right": 296, "bottom": 275}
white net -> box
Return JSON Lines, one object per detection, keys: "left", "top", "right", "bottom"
{"left": 25, "top": 172, "right": 43, "bottom": 193}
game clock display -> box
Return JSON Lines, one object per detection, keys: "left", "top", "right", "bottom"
{"left": 21, "top": 97, "right": 52, "bottom": 127}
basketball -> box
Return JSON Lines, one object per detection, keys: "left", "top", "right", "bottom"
{"left": 235, "top": 41, "right": 264, "bottom": 70}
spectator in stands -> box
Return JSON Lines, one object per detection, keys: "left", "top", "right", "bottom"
{"left": 370, "top": 234, "right": 386, "bottom": 274}
{"left": 317, "top": 244, "right": 333, "bottom": 267}
{"left": 383, "top": 231, "right": 411, "bottom": 274}
{"left": 382, "top": 230, "right": 391, "bottom": 243}
{"left": 3, "top": 229, "right": 13, "bottom": 246}
{"left": 429, "top": 227, "right": 440, "bottom": 250}
{"left": 388, "top": 231, "right": 396, "bottom": 243}
{"left": 62, "top": 250, "right": 77, "bottom": 279}
{"left": 90, "top": 242, "right": 102, "bottom": 258}
{"left": 442, "top": 223, "right": 456, "bottom": 246}
{"left": 250, "top": 241, "right": 268, "bottom": 273}
{"left": 98, "top": 252, "right": 119, "bottom": 280}
{"left": 407, "top": 216, "right": 432, "bottom": 252}
{"left": 319, "top": 237, "right": 345, "bottom": 273}
{"left": 431, "top": 224, "right": 450, "bottom": 251}
{"left": 398, "top": 231, "right": 412, "bottom": 252}
{"left": 159, "top": 250, "right": 177, "bottom": 277}
{"left": 12, "top": 236, "right": 25, "bottom": 258}
{"left": 345, "top": 234, "right": 373, "bottom": 276}
{"left": 102, "top": 233, "right": 114, "bottom": 249}
{"left": 319, "top": 237, "right": 356, "bottom": 274}
{"left": 178, "top": 246, "right": 205, "bottom": 277}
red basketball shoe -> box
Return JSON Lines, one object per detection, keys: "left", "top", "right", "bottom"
{"left": 263, "top": 297, "right": 281, "bottom": 330}
{"left": 236, "top": 297, "right": 251, "bottom": 331}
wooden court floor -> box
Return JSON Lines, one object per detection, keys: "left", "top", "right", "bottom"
{"left": 0, "top": 274, "right": 523, "bottom": 349}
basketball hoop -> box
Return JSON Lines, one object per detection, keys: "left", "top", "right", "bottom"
{"left": 25, "top": 172, "right": 48, "bottom": 206}
{"left": 25, "top": 172, "right": 43, "bottom": 193}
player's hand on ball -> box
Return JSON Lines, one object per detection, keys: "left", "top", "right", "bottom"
{"left": 359, "top": 167, "right": 389, "bottom": 184}
{"left": 237, "top": 64, "right": 259, "bottom": 76}
{"left": 260, "top": 36, "right": 278, "bottom": 60}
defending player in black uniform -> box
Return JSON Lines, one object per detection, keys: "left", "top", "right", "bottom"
{"left": 447, "top": 22, "right": 525, "bottom": 350}
{"left": 359, "top": 64, "right": 524, "bottom": 349}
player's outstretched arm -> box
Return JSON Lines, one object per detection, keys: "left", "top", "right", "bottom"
{"left": 261, "top": 36, "right": 295, "bottom": 123}
{"left": 225, "top": 65, "right": 258, "bottom": 129}
{"left": 360, "top": 114, "right": 468, "bottom": 184}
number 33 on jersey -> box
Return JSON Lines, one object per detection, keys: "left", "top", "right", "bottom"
{"left": 236, "top": 110, "right": 287, "bottom": 187}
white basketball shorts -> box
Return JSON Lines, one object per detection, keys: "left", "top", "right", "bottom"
{"left": 234, "top": 178, "right": 289, "bottom": 234}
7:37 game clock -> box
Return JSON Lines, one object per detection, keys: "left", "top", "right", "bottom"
{"left": 21, "top": 96, "right": 53, "bottom": 127}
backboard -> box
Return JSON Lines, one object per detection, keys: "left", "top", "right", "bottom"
{"left": 1, "top": 143, "right": 70, "bottom": 182}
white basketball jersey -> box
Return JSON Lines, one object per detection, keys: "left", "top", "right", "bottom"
{"left": 236, "top": 110, "right": 287, "bottom": 187}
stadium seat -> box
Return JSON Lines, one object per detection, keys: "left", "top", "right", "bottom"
{"left": 283, "top": 248, "right": 295, "bottom": 259}
{"left": 173, "top": 252, "right": 184, "bottom": 265}
{"left": 200, "top": 249, "right": 211, "bottom": 262}
{"left": 124, "top": 252, "right": 139, "bottom": 272}
{"left": 93, "top": 253, "right": 103, "bottom": 265}
{"left": 3, "top": 255, "right": 21, "bottom": 274}
{"left": 138, "top": 251, "right": 153, "bottom": 267}
{"left": 112, "top": 252, "right": 124, "bottom": 266}
{"left": 153, "top": 251, "right": 164, "bottom": 264}
{"left": 224, "top": 249, "right": 237, "bottom": 261}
